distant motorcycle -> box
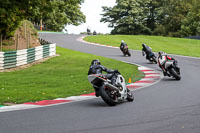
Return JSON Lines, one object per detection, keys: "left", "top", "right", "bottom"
{"left": 142, "top": 50, "right": 157, "bottom": 64}
{"left": 121, "top": 46, "right": 131, "bottom": 56}
{"left": 158, "top": 56, "right": 181, "bottom": 80}
{"left": 147, "top": 52, "right": 157, "bottom": 64}
{"left": 88, "top": 71, "right": 134, "bottom": 106}
{"left": 142, "top": 44, "right": 156, "bottom": 64}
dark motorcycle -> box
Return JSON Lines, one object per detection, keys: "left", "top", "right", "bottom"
{"left": 121, "top": 46, "right": 131, "bottom": 56}
{"left": 148, "top": 52, "right": 157, "bottom": 64}
{"left": 88, "top": 71, "right": 134, "bottom": 106}
{"left": 142, "top": 50, "right": 157, "bottom": 64}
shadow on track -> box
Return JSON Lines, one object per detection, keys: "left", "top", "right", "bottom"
{"left": 162, "top": 78, "right": 181, "bottom": 81}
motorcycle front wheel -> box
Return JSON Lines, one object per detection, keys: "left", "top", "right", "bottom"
{"left": 127, "top": 91, "right": 134, "bottom": 102}
{"left": 99, "top": 86, "right": 118, "bottom": 106}
{"left": 127, "top": 51, "right": 131, "bottom": 57}
{"left": 170, "top": 68, "right": 181, "bottom": 80}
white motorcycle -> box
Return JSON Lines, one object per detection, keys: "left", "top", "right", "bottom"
{"left": 88, "top": 71, "right": 134, "bottom": 106}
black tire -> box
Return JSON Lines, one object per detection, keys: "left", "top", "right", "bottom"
{"left": 127, "top": 91, "right": 134, "bottom": 102}
{"left": 170, "top": 68, "right": 181, "bottom": 80}
{"left": 99, "top": 86, "right": 118, "bottom": 106}
{"left": 127, "top": 51, "right": 131, "bottom": 56}
{"left": 153, "top": 56, "right": 157, "bottom": 64}
{"left": 122, "top": 50, "right": 126, "bottom": 56}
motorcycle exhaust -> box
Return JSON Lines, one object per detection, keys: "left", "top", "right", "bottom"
{"left": 104, "top": 82, "right": 119, "bottom": 92}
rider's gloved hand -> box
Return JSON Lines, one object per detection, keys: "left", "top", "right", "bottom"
{"left": 174, "top": 60, "right": 178, "bottom": 65}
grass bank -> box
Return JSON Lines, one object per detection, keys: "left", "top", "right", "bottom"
{"left": 84, "top": 35, "right": 200, "bottom": 57}
{"left": 0, "top": 47, "right": 143, "bottom": 105}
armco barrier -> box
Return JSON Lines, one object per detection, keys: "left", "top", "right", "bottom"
{"left": 0, "top": 43, "right": 56, "bottom": 70}
{"left": 186, "top": 35, "right": 200, "bottom": 40}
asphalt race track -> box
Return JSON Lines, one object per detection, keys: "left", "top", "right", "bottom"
{"left": 0, "top": 33, "right": 200, "bottom": 133}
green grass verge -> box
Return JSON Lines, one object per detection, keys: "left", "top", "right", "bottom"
{"left": 2, "top": 48, "right": 16, "bottom": 52}
{"left": 0, "top": 47, "right": 144, "bottom": 105}
{"left": 84, "top": 35, "right": 200, "bottom": 57}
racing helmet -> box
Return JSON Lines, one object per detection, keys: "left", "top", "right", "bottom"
{"left": 91, "top": 59, "right": 101, "bottom": 65}
{"left": 142, "top": 43, "right": 146, "bottom": 47}
{"left": 158, "top": 51, "right": 166, "bottom": 56}
{"left": 121, "top": 40, "right": 124, "bottom": 43}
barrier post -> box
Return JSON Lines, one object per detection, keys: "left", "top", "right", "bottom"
{"left": 40, "top": 19, "right": 43, "bottom": 31}
{"left": 26, "top": 33, "right": 29, "bottom": 48}
{"left": 24, "top": 21, "right": 26, "bottom": 39}
{"left": 16, "top": 34, "right": 19, "bottom": 50}
{"left": 0, "top": 34, "right": 2, "bottom": 51}
{"left": 28, "top": 31, "right": 31, "bottom": 48}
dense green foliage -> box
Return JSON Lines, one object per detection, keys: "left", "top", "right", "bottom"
{"left": 31, "top": 0, "right": 86, "bottom": 32}
{"left": 101, "top": 0, "right": 200, "bottom": 37}
{"left": 0, "top": 47, "right": 143, "bottom": 105}
{"left": 84, "top": 35, "right": 200, "bottom": 57}
{"left": 0, "top": 0, "right": 31, "bottom": 36}
{"left": 0, "top": 0, "right": 85, "bottom": 36}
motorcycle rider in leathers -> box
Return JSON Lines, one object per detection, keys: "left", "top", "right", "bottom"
{"left": 142, "top": 43, "right": 154, "bottom": 60}
{"left": 88, "top": 59, "right": 131, "bottom": 97}
{"left": 158, "top": 51, "right": 180, "bottom": 76}
{"left": 120, "top": 40, "right": 127, "bottom": 52}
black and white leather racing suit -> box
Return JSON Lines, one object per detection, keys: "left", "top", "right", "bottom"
{"left": 88, "top": 64, "right": 116, "bottom": 96}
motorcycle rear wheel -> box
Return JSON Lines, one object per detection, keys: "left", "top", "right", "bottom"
{"left": 153, "top": 57, "right": 157, "bottom": 64}
{"left": 170, "top": 68, "right": 181, "bottom": 80}
{"left": 99, "top": 86, "right": 118, "bottom": 106}
{"left": 127, "top": 51, "right": 131, "bottom": 57}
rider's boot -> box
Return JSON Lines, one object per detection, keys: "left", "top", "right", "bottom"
{"left": 163, "top": 71, "right": 170, "bottom": 77}
{"left": 127, "top": 88, "right": 132, "bottom": 96}
{"left": 176, "top": 67, "right": 180, "bottom": 74}
{"left": 94, "top": 87, "right": 100, "bottom": 97}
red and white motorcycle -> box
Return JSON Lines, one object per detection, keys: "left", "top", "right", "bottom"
{"left": 158, "top": 55, "right": 181, "bottom": 80}
{"left": 88, "top": 71, "right": 134, "bottom": 106}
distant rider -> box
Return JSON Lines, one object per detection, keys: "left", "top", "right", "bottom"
{"left": 120, "top": 40, "right": 127, "bottom": 51}
{"left": 142, "top": 43, "right": 153, "bottom": 60}
{"left": 87, "top": 26, "right": 91, "bottom": 35}
{"left": 93, "top": 30, "right": 97, "bottom": 35}
{"left": 158, "top": 51, "right": 180, "bottom": 76}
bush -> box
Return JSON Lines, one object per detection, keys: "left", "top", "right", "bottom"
{"left": 153, "top": 25, "right": 166, "bottom": 36}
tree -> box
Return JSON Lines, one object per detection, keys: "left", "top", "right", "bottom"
{"left": 0, "top": 0, "right": 24, "bottom": 36}
{"left": 180, "top": 0, "right": 200, "bottom": 37}
{"left": 140, "top": 0, "right": 165, "bottom": 31}
{"left": 101, "top": 0, "right": 200, "bottom": 37}
{"left": 101, "top": 0, "right": 152, "bottom": 35}
{"left": 0, "top": 0, "right": 51, "bottom": 36}
{"left": 0, "top": 0, "right": 85, "bottom": 36}
{"left": 159, "top": 0, "right": 190, "bottom": 37}
{"left": 31, "top": 0, "right": 86, "bottom": 32}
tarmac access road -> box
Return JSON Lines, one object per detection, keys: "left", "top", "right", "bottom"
{"left": 0, "top": 33, "right": 200, "bottom": 133}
